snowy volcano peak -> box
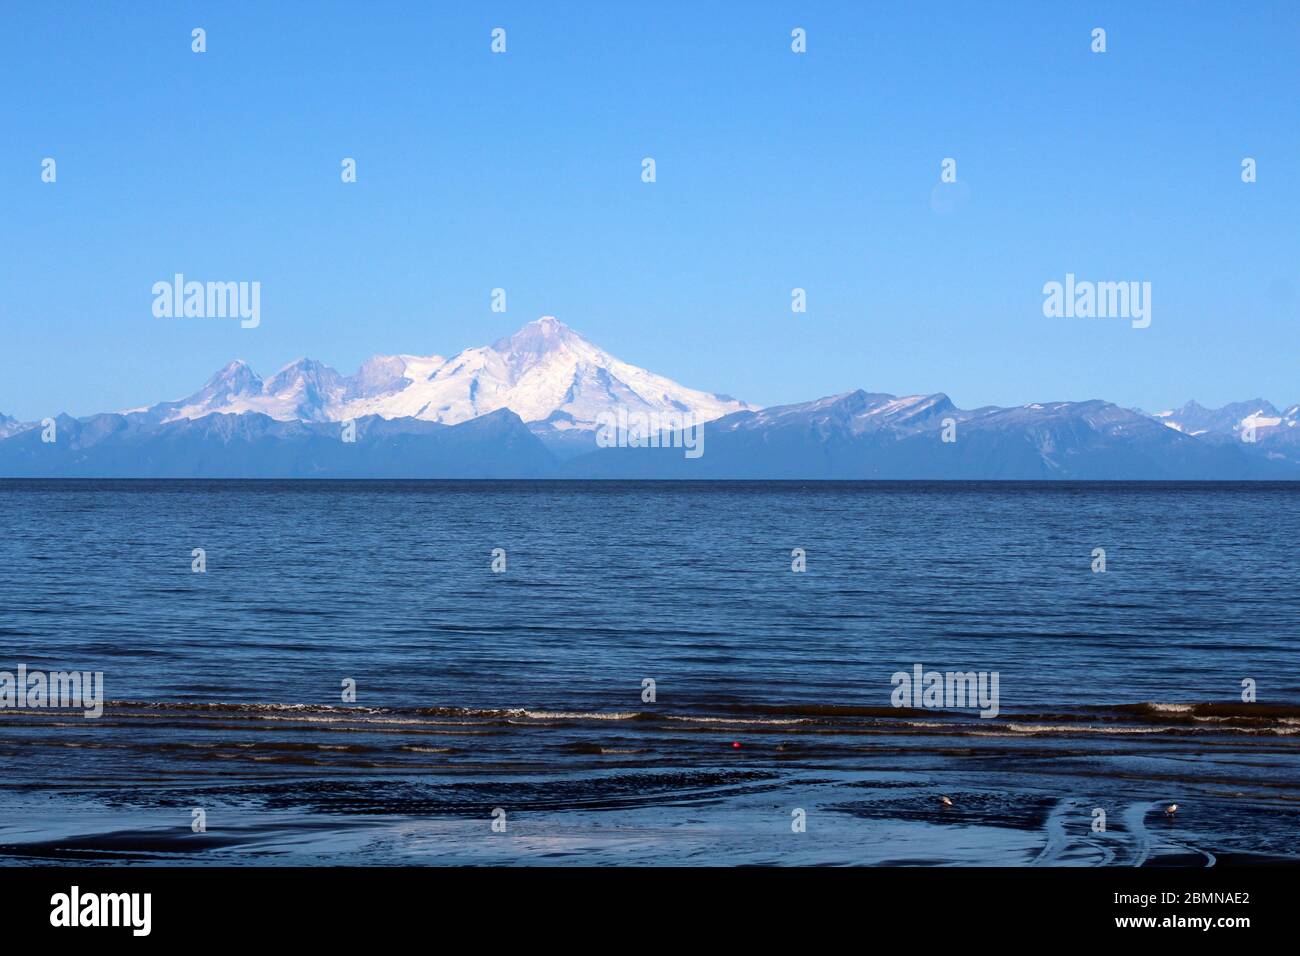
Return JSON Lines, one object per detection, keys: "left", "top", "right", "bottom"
{"left": 365, "top": 314, "right": 752, "bottom": 427}
{"left": 485, "top": 316, "right": 604, "bottom": 385}
{"left": 201, "top": 359, "right": 264, "bottom": 401}
{"left": 131, "top": 317, "right": 755, "bottom": 430}
{"left": 492, "top": 315, "right": 579, "bottom": 359}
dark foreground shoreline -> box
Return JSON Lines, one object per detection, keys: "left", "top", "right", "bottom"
{"left": 3, "top": 700, "right": 1297, "bottom": 866}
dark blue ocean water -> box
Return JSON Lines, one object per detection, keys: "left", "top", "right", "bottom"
{"left": 1, "top": 480, "right": 1298, "bottom": 865}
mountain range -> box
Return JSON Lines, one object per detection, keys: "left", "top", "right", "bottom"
{"left": 2, "top": 317, "right": 1296, "bottom": 479}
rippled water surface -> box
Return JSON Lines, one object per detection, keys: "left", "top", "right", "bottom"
{"left": 1, "top": 480, "right": 1297, "bottom": 865}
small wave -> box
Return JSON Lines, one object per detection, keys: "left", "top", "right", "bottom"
{"left": 108, "top": 701, "right": 390, "bottom": 716}
{"left": 17, "top": 698, "right": 1300, "bottom": 738}
{"left": 1007, "top": 722, "right": 1176, "bottom": 735}
{"left": 508, "top": 709, "right": 640, "bottom": 721}
{"left": 1117, "top": 701, "right": 1300, "bottom": 722}
{"left": 666, "top": 715, "right": 811, "bottom": 726}
{"left": 1006, "top": 721, "right": 1297, "bottom": 736}
{"left": 718, "top": 703, "right": 931, "bottom": 719}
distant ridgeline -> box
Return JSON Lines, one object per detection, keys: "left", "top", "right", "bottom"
{"left": 2, "top": 319, "right": 1296, "bottom": 479}
{"left": 1, "top": 393, "right": 1297, "bottom": 479}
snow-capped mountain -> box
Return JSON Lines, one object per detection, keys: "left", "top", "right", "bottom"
{"left": 128, "top": 317, "right": 753, "bottom": 432}
{"left": 6, "top": 331, "right": 1300, "bottom": 478}
{"left": 717, "top": 389, "right": 959, "bottom": 437}
{"left": 566, "top": 390, "right": 1294, "bottom": 479}
{"left": 127, "top": 357, "right": 344, "bottom": 424}
{"left": 6, "top": 384, "right": 1300, "bottom": 479}
{"left": 0, "top": 409, "right": 555, "bottom": 478}
{"left": 0, "top": 413, "right": 24, "bottom": 439}
{"left": 1151, "top": 399, "right": 1298, "bottom": 439}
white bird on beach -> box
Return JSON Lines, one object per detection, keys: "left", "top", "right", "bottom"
{"left": 940, "top": 795, "right": 954, "bottom": 808}
{"left": 1164, "top": 803, "right": 1178, "bottom": 816}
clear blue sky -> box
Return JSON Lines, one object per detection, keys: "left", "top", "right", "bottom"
{"left": 2, "top": 1, "right": 1296, "bottom": 420}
